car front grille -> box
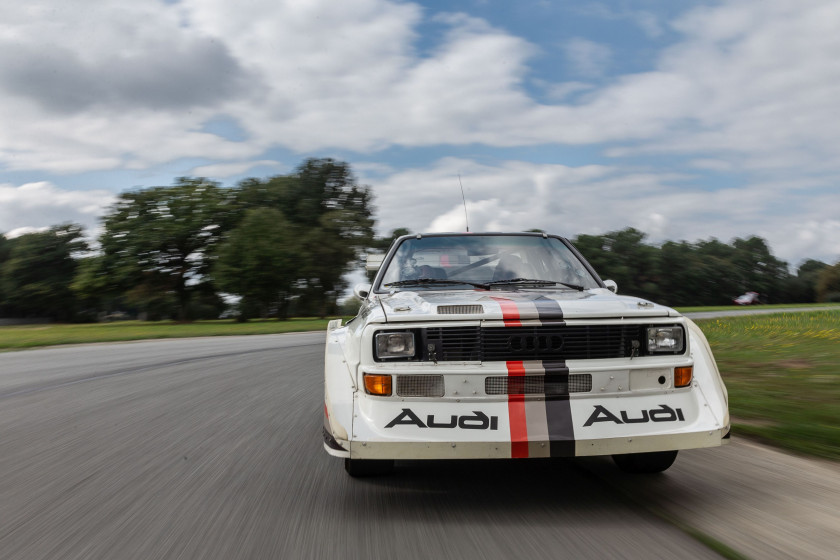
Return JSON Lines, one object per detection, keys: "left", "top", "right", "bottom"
{"left": 485, "top": 374, "right": 592, "bottom": 395}
{"left": 424, "top": 325, "right": 639, "bottom": 362}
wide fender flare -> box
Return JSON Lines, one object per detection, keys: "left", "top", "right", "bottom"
{"left": 324, "top": 325, "right": 356, "bottom": 443}
{"left": 685, "top": 318, "right": 729, "bottom": 427}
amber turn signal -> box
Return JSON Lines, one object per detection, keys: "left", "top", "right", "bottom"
{"left": 364, "top": 374, "right": 392, "bottom": 396}
{"left": 674, "top": 366, "right": 693, "bottom": 388}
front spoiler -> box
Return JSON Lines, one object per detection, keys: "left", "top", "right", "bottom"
{"left": 324, "top": 426, "right": 730, "bottom": 460}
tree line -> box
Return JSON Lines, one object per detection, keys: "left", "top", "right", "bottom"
{"left": 1, "top": 158, "right": 375, "bottom": 322}
{"left": 571, "top": 228, "right": 839, "bottom": 307}
{"left": 1, "top": 159, "right": 839, "bottom": 322}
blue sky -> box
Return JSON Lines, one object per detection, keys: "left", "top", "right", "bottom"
{"left": 1, "top": 0, "right": 839, "bottom": 268}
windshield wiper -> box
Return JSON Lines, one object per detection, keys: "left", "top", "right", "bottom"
{"left": 486, "top": 278, "right": 586, "bottom": 291}
{"left": 384, "top": 278, "right": 490, "bottom": 290}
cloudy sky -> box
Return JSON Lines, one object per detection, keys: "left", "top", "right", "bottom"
{"left": 1, "top": 0, "right": 839, "bottom": 267}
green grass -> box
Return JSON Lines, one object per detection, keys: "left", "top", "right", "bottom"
{"left": 0, "top": 318, "right": 348, "bottom": 351}
{"left": 676, "top": 302, "right": 840, "bottom": 313}
{"left": 696, "top": 310, "right": 840, "bottom": 460}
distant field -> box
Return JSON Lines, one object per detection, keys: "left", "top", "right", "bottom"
{"left": 676, "top": 302, "right": 840, "bottom": 313}
{"left": 696, "top": 309, "right": 840, "bottom": 460}
{"left": 0, "top": 318, "right": 347, "bottom": 351}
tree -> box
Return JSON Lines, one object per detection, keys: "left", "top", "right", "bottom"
{"left": 339, "top": 296, "right": 363, "bottom": 316}
{"left": 730, "top": 236, "right": 789, "bottom": 302}
{"left": 293, "top": 160, "right": 374, "bottom": 316}
{"left": 214, "top": 208, "right": 299, "bottom": 320}
{"left": 780, "top": 259, "right": 828, "bottom": 303}
{"left": 235, "top": 159, "right": 374, "bottom": 317}
{"left": 693, "top": 239, "right": 744, "bottom": 305}
{"left": 816, "top": 262, "right": 840, "bottom": 302}
{"left": 71, "top": 255, "right": 119, "bottom": 319}
{"left": 0, "top": 234, "right": 10, "bottom": 315}
{"left": 0, "top": 224, "right": 87, "bottom": 321}
{"left": 100, "top": 178, "right": 236, "bottom": 321}
{"left": 573, "top": 228, "right": 660, "bottom": 300}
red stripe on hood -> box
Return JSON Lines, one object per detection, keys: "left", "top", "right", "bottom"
{"left": 506, "top": 360, "right": 528, "bottom": 458}
{"left": 491, "top": 296, "right": 522, "bottom": 327}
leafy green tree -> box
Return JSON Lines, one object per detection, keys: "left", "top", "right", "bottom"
{"left": 293, "top": 160, "right": 374, "bottom": 317}
{"left": 816, "top": 262, "right": 840, "bottom": 302}
{"left": 0, "top": 224, "right": 87, "bottom": 321}
{"left": 339, "top": 296, "right": 363, "bottom": 317}
{"left": 780, "top": 259, "right": 828, "bottom": 302}
{"left": 573, "top": 228, "right": 660, "bottom": 300}
{"left": 236, "top": 159, "right": 374, "bottom": 317}
{"left": 100, "top": 178, "right": 236, "bottom": 321}
{"left": 0, "top": 234, "right": 10, "bottom": 315}
{"left": 214, "top": 208, "right": 299, "bottom": 320}
{"left": 71, "top": 255, "right": 123, "bottom": 319}
{"left": 693, "top": 239, "right": 745, "bottom": 305}
{"left": 658, "top": 240, "right": 709, "bottom": 306}
{"left": 731, "top": 236, "right": 790, "bottom": 302}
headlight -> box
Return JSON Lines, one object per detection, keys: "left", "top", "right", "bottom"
{"left": 647, "top": 326, "right": 684, "bottom": 353}
{"left": 375, "top": 332, "right": 416, "bottom": 358}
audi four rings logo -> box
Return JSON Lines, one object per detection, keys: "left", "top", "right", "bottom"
{"left": 508, "top": 334, "right": 564, "bottom": 353}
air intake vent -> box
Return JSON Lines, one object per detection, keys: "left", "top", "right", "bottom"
{"left": 422, "top": 325, "right": 639, "bottom": 362}
{"left": 396, "top": 375, "right": 445, "bottom": 397}
{"left": 437, "top": 305, "right": 483, "bottom": 315}
{"left": 485, "top": 374, "right": 592, "bottom": 395}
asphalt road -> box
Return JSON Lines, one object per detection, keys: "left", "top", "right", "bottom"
{"left": 1, "top": 333, "right": 837, "bottom": 559}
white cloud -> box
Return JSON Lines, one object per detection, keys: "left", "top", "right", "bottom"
{"left": 363, "top": 158, "right": 840, "bottom": 266}
{"left": 1, "top": 0, "right": 839, "bottom": 176}
{"left": 0, "top": 0, "right": 838, "bottom": 268}
{"left": 4, "top": 226, "right": 48, "bottom": 239}
{"left": 190, "top": 160, "right": 283, "bottom": 179}
{"left": 0, "top": 181, "right": 115, "bottom": 236}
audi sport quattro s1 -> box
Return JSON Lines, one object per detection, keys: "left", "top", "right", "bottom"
{"left": 324, "top": 232, "right": 729, "bottom": 476}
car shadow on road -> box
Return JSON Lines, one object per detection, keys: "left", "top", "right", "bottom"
{"left": 336, "top": 456, "right": 698, "bottom": 522}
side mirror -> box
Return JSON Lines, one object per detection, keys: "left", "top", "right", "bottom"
{"left": 603, "top": 279, "right": 617, "bottom": 293}
{"left": 354, "top": 283, "right": 371, "bottom": 299}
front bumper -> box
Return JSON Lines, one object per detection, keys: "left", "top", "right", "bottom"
{"left": 328, "top": 426, "right": 730, "bottom": 460}
{"left": 325, "top": 366, "right": 730, "bottom": 460}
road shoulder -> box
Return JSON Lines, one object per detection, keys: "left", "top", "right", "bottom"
{"left": 582, "top": 437, "right": 840, "bottom": 560}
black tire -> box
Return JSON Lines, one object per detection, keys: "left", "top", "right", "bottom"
{"left": 344, "top": 458, "right": 394, "bottom": 477}
{"left": 612, "top": 450, "right": 678, "bottom": 474}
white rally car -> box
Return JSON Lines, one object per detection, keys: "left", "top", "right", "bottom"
{"left": 324, "top": 232, "right": 729, "bottom": 476}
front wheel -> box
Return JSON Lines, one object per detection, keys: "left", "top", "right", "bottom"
{"left": 612, "top": 450, "right": 678, "bottom": 473}
{"left": 344, "top": 458, "right": 394, "bottom": 477}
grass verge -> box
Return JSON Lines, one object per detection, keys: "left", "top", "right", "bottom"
{"left": 0, "top": 318, "right": 348, "bottom": 351}
{"left": 676, "top": 302, "right": 840, "bottom": 313}
{"left": 696, "top": 309, "right": 840, "bottom": 461}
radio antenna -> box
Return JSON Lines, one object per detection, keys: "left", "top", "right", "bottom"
{"left": 458, "top": 173, "right": 470, "bottom": 232}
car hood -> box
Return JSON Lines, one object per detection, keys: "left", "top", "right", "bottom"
{"left": 372, "top": 288, "right": 678, "bottom": 323}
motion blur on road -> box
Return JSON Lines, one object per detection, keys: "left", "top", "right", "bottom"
{"left": 1, "top": 333, "right": 838, "bottom": 559}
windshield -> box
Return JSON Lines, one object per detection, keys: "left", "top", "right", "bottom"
{"left": 376, "top": 234, "right": 601, "bottom": 292}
